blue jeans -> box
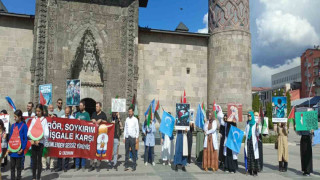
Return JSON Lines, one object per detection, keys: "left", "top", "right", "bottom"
{"left": 129, "top": 150, "right": 138, "bottom": 160}
{"left": 113, "top": 139, "right": 119, "bottom": 166}
{"left": 75, "top": 158, "right": 86, "bottom": 168}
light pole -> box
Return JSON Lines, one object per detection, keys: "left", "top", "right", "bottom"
{"left": 308, "top": 77, "right": 315, "bottom": 108}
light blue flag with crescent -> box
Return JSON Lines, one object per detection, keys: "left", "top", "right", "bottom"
{"left": 144, "top": 99, "right": 155, "bottom": 116}
{"left": 195, "top": 104, "right": 205, "bottom": 130}
{"left": 313, "top": 129, "right": 320, "bottom": 146}
{"left": 159, "top": 111, "right": 175, "bottom": 137}
{"left": 226, "top": 125, "right": 244, "bottom": 154}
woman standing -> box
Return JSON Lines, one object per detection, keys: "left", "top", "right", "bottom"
{"left": 224, "top": 115, "right": 238, "bottom": 173}
{"left": 218, "top": 114, "right": 226, "bottom": 169}
{"left": 0, "top": 119, "right": 7, "bottom": 171}
{"left": 8, "top": 110, "right": 28, "bottom": 180}
{"left": 202, "top": 111, "right": 218, "bottom": 171}
{"left": 187, "top": 122, "right": 194, "bottom": 164}
{"left": 244, "top": 111, "right": 259, "bottom": 176}
{"left": 161, "top": 133, "right": 174, "bottom": 166}
{"left": 174, "top": 129, "right": 188, "bottom": 172}
{"left": 142, "top": 119, "right": 156, "bottom": 166}
{"left": 297, "top": 129, "right": 313, "bottom": 176}
{"left": 28, "top": 104, "right": 49, "bottom": 180}
{"left": 195, "top": 125, "right": 205, "bottom": 163}
{"left": 277, "top": 122, "right": 288, "bottom": 172}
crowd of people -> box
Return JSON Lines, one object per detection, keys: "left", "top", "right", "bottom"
{"left": 0, "top": 99, "right": 316, "bottom": 180}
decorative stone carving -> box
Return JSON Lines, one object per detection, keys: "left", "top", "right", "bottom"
{"left": 209, "top": 0, "right": 250, "bottom": 33}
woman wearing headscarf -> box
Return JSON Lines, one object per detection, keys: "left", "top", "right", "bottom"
{"left": 254, "top": 111, "right": 263, "bottom": 171}
{"left": 277, "top": 122, "right": 288, "bottom": 172}
{"left": 296, "top": 127, "right": 313, "bottom": 176}
{"left": 218, "top": 107, "right": 226, "bottom": 169}
{"left": 202, "top": 110, "right": 218, "bottom": 171}
{"left": 223, "top": 114, "right": 238, "bottom": 173}
{"left": 244, "top": 111, "right": 259, "bottom": 176}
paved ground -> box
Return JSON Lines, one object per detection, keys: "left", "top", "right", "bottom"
{"left": 1, "top": 127, "right": 320, "bottom": 180}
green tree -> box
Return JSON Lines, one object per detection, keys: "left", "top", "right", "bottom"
{"left": 266, "top": 102, "right": 274, "bottom": 129}
{"left": 286, "top": 91, "right": 292, "bottom": 128}
{"left": 252, "top": 94, "right": 260, "bottom": 112}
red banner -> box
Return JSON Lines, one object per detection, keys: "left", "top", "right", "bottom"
{"left": 26, "top": 117, "right": 114, "bottom": 160}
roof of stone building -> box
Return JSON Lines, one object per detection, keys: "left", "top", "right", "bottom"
{"left": 175, "top": 22, "right": 189, "bottom": 32}
{"left": 0, "top": 0, "right": 8, "bottom": 12}
{"left": 139, "top": 27, "right": 209, "bottom": 38}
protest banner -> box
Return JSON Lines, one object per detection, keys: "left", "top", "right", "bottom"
{"left": 66, "top": 79, "right": 81, "bottom": 106}
{"left": 39, "top": 84, "right": 52, "bottom": 106}
{"left": 39, "top": 117, "right": 115, "bottom": 160}
{"left": 175, "top": 103, "right": 190, "bottom": 130}
{"left": 227, "top": 103, "right": 243, "bottom": 122}
{"left": 295, "top": 111, "right": 318, "bottom": 131}
{"left": 0, "top": 114, "right": 9, "bottom": 134}
{"left": 272, "top": 97, "right": 287, "bottom": 123}
{"left": 111, "top": 98, "right": 126, "bottom": 112}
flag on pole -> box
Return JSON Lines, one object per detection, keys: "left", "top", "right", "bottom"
{"left": 213, "top": 100, "right": 217, "bottom": 119}
{"left": 260, "top": 106, "right": 268, "bottom": 135}
{"left": 130, "top": 94, "right": 136, "bottom": 108}
{"left": 202, "top": 102, "right": 206, "bottom": 112}
{"left": 144, "top": 99, "right": 155, "bottom": 116}
{"left": 147, "top": 105, "right": 152, "bottom": 127}
{"left": 40, "top": 92, "right": 47, "bottom": 106}
{"left": 5, "top": 96, "right": 16, "bottom": 112}
{"left": 288, "top": 106, "right": 295, "bottom": 121}
{"left": 183, "top": 90, "right": 187, "bottom": 103}
{"left": 159, "top": 111, "right": 175, "bottom": 137}
{"left": 155, "top": 99, "right": 160, "bottom": 112}
{"left": 195, "top": 104, "right": 205, "bottom": 129}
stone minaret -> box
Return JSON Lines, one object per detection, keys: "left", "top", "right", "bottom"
{"left": 208, "top": 0, "right": 252, "bottom": 116}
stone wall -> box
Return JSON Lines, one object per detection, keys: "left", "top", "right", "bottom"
{"left": 137, "top": 30, "right": 208, "bottom": 121}
{"left": 0, "top": 15, "right": 34, "bottom": 114}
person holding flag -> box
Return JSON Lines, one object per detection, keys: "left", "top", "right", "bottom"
{"left": 202, "top": 110, "right": 219, "bottom": 172}
{"left": 160, "top": 111, "right": 175, "bottom": 166}
{"left": 255, "top": 111, "right": 263, "bottom": 172}
{"left": 142, "top": 108, "right": 156, "bottom": 166}
{"left": 223, "top": 114, "right": 238, "bottom": 173}
{"left": 244, "top": 111, "right": 260, "bottom": 176}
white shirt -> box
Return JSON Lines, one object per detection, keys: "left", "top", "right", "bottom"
{"left": 23, "top": 112, "right": 35, "bottom": 117}
{"left": 61, "top": 115, "right": 75, "bottom": 119}
{"left": 123, "top": 116, "right": 139, "bottom": 139}
{"left": 27, "top": 116, "right": 49, "bottom": 144}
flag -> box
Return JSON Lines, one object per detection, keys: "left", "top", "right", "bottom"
{"left": 183, "top": 90, "right": 187, "bottom": 103}
{"left": 202, "top": 102, "right": 206, "bottom": 112}
{"left": 288, "top": 106, "right": 295, "bottom": 123}
{"left": 130, "top": 94, "right": 136, "bottom": 108}
{"left": 225, "top": 125, "right": 244, "bottom": 154}
{"left": 5, "top": 96, "right": 16, "bottom": 112}
{"left": 159, "top": 111, "right": 175, "bottom": 137}
{"left": 313, "top": 129, "right": 320, "bottom": 146}
{"left": 195, "top": 104, "right": 205, "bottom": 129}
{"left": 213, "top": 100, "right": 217, "bottom": 119}
{"left": 147, "top": 105, "right": 152, "bottom": 127}
{"left": 155, "top": 100, "right": 160, "bottom": 112}
{"left": 260, "top": 106, "right": 268, "bottom": 135}
{"left": 40, "top": 92, "right": 47, "bottom": 106}
{"left": 144, "top": 99, "right": 155, "bottom": 116}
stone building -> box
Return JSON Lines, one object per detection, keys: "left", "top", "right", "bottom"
{"left": 0, "top": 0, "right": 251, "bottom": 124}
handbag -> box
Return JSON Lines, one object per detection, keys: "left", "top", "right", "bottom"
{"left": 275, "top": 139, "right": 278, "bottom": 149}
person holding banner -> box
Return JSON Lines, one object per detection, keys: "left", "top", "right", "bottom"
{"left": 142, "top": 117, "right": 156, "bottom": 166}
{"left": 218, "top": 114, "right": 226, "bottom": 169}
{"left": 89, "top": 102, "right": 107, "bottom": 172}
{"left": 74, "top": 101, "right": 90, "bottom": 172}
{"left": 202, "top": 110, "right": 219, "bottom": 172}
{"left": 277, "top": 122, "right": 288, "bottom": 172}
{"left": 244, "top": 112, "right": 259, "bottom": 176}
{"left": 111, "top": 112, "right": 123, "bottom": 171}
{"left": 255, "top": 112, "right": 263, "bottom": 172}
{"left": 28, "top": 104, "right": 49, "bottom": 180}
{"left": 0, "top": 119, "right": 7, "bottom": 171}
{"left": 55, "top": 106, "right": 75, "bottom": 172}
{"left": 123, "top": 107, "right": 139, "bottom": 172}
{"left": 223, "top": 115, "right": 238, "bottom": 173}
{"left": 8, "top": 110, "right": 28, "bottom": 180}
{"left": 173, "top": 129, "right": 188, "bottom": 172}
{"left": 0, "top": 110, "right": 9, "bottom": 170}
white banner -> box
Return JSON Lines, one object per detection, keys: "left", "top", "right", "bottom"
{"left": 0, "top": 114, "right": 10, "bottom": 134}
{"left": 111, "top": 99, "right": 126, "bottom": 112}
{"left": 272, "top": 118, "right": 288, "bottom": 123}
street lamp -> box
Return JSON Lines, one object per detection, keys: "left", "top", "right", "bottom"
{"left": 308, "top": 77, "right": 316, "bottom": 108}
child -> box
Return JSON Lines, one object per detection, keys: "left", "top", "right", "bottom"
{"left": 8, "top": 110, "right": 28, "bottom": 180}
{"left": 28, "top": 104, "right": 49, "bottom": 180}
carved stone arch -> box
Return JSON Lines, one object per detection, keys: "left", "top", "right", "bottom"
{"left": 69, "top": 28, "right": 104, "bottom": 86}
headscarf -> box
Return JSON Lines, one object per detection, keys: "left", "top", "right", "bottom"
{"left": 247, "top": 111, "right": 256, "bottom": 139}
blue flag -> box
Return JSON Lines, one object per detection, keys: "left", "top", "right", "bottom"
{"left": 195, "top": 104, "right": 204, "bottom": 129}
{"left": 313, "top": 129, "right": 320, "bottom": 146}
{"left": 144, "top": 99, "right": 155, "bottom": 116}
{"left": 226, "top": 125, "right": 244, "bottom": 154}
{"left": 159, "top": 111, "right": 175, "bottom": 137}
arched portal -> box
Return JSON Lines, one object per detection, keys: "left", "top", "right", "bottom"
{"left": 81, "top": 98, "right": 96, "bottom": 118}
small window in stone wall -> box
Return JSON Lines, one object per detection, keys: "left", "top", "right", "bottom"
{"left": 186, "top": 67, "right": 190, "bottom": 74}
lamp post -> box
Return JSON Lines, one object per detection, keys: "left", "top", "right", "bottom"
{"left": 308, "top": 77, "right": 315, "bottom": 108}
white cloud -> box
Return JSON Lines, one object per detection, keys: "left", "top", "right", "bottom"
{"left": 252, "top": 57, "right": 301, "bottom": 87}
{"left": 197, "top": 13, "right": 208, "bottom": 33}
{"left": 256, "top": 0, "right": 320, "bottom": 47}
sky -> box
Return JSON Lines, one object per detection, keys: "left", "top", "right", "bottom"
{"left": 2, "top": 0, "right": 320, "bottom": 87}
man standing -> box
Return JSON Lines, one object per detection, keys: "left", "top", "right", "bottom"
{"left": 75, "top": 101, "right": 90, "bottom": 172}
{"left": 89, "top": 102, "right": 107, "bottom": 172}
{"left": 23, "top": 102, "right": 35, "bottom": 117}
{"left": 53, "top": 99, "right": 65, "bottom": 118}
{"left": 56, "top": 107, "right": 75, "bottom": 172}
{"left": 124, "top": 107, "right": 139, "bottom": 171}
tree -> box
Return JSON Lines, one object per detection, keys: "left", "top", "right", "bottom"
{"left": 286, "top": 91, "right": 292, "bottom": 128}
{"left": 266, "top": 102, "right": 274, "bottom": 129}
{"left": 252, "top": 94, "right": 260, "bottom": 112}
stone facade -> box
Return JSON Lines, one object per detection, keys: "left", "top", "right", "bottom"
{"left": 137, "top": 30, "right": 208, "bottom": 120}
{"left": 208, "top": 0, "right": 252, "bottom": 123}
{"left": 0, "top": 14, "right": 34, "bottom": 113}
